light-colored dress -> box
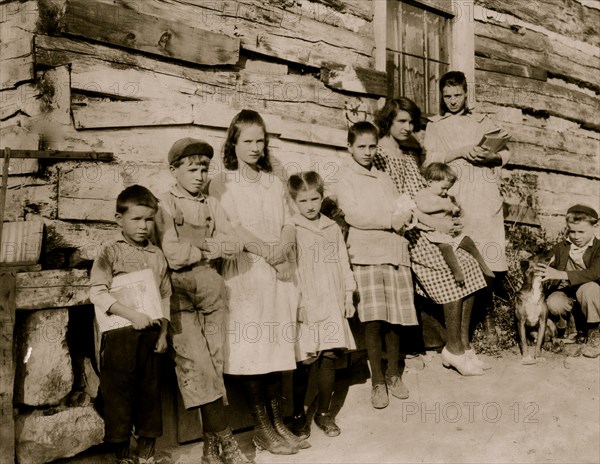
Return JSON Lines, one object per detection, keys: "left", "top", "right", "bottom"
{"left": 374, "top": 135, "right": 487, "bottom": 304}
{"left": 424, "top": 111, "right": 510, "bottom": 272}
{"left": 209, "top": 169, "right": 299, "bottom": 375}
{"left": 291, "top": 213, "right": 357, "bottom": 361}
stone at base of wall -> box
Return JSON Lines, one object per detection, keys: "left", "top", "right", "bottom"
{"left": 15, "top": 405, "right": 104, "bottom": 464}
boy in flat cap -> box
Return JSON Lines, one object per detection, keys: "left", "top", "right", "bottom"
{"left": 535, "top": 204, "right": 600, "bottom": 358}
{"left": 155, "top": 138, "right": 251, "bottom": 463}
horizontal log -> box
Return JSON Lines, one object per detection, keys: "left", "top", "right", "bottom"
{"left": 0, "top": 149, "right": 113, "bottom": 160}
{"left": 475, "top": 70, "right": 600, "bottom": 131}
{"left": 3, "top": 179, "right": 55, "bottom": 222}
{"left": 34, "top": 35, "right": 238, "bottom": 90}
{"left": 45, "top": 219, "right": 119, "bottom": 261}
{"left": 15, "top": 269, "right": 90, "bottom": 310}
{"left": 308, "top": 0, "right": 373, "bottom": 21}
{"left": 73, "top": 99, "right": 195, "bottom": 129}
{"left": 475, "top": 20, "right": 600, "bottom": 90}
{"left": 476, "top": 0, "right": 600, "bottom": 47}
{"left": 63, "top": 0, "right": 240, "bottom": 66}
{"left": 58, "top": 162, "right": 174, "bottom": 221}
{"left": 0, "top": 124, "right": 39, "bottom": 175}
{"left": 475, "top": 56, "right": 547, "bottom": 81}
{"left": 0, "top": 55, "right": 34, "bottom": 90}
{"left": 102, "top": 0, "right": 373, "bottom": 68}
{"left": 321, "top": 63, "right": 387, "bottom": 96}
{"left": 503, "top": 202, "right": 540, "bottom": 226}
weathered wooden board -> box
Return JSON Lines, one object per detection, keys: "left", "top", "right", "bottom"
{"left": 73, "top": 99, "right": 195, "bottom": 129}
{"left": 321, "top": 63, "right": 387, "bottom": 96}
{"left": 475, "top": 56, "right": 547, "bottom": 81}
{"left": 63, "top": 0, "right": 240, "bottom": 66}
{"left": 475, "top": 21, "right": 599, "bottom": 90}
{"left": 34, "top": 35, "right": 238, "bottom": 90}
{"left": 475, "top": 70, "right": 600, "bottom": 130}
{"left": 15, "top": 269, "right": 90, "bottom": 310}
{"left": 308, "top": 0, "right": 373, "bottom": 21}
{"left": 0, "top": 124, "right": 39, "bottom": 175}
{"left": 476, "top": 0, "right": 600, "bottom": 47}
{"left": 0, "top": 272, "right": 16, "bottom": 464}
{"left": 0, "top": 55, "right": 34, "bottom": 90}
{"left": 46, "top": 219, "right": 119, "bottom": 261}
{"left": 2, "top": 177, "right": 56, "bottom": 222}
{"left": 0, "top": 83, "right": 40, "bottom": 120}
{"left": 506, "top": 141, "right": 599, "bottom": 179}
{"left": 503, "top": 203, "right": 540, "bottom": 226}
{"left": 96, "top": 0, "right": 373, "bottom": 68}
{"left": 58, "top": 162, "right": 174, "bottom": 221}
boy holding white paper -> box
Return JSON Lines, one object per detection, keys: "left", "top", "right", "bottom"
{"left": 89, "top": 184, "right": 171, "bottom": 464}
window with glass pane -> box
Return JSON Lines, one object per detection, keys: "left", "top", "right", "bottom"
{"left": 386, "top": 1, "right": 452, "bottom": 115}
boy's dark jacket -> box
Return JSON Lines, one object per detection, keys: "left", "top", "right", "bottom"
{"left": 548, "top": 237, "right": 600, "bottom": 290}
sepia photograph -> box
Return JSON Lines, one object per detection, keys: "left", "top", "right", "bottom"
{"left": 0, "top": 1, "right": 598, "bottom": 463}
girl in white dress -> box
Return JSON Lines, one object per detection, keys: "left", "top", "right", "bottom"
{"left": 287, "top": 171, "right": 356, "bottom": 439}
{"left": 209, "top": 110, "right": 308, "bottom": 455}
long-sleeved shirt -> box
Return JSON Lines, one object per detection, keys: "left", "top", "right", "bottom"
{"left": 89, "top": 233, "right": 172, "bottom": 329}
{"left": 424, "top": 110, "right": 511, "bottom": 271}
{"left": 155, "top": 184, "right": 242, "bottom": 271}
{"left": 328, "top": 157, "right": 410, "bottom": 267}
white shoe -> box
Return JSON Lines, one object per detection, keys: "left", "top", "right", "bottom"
{"left": 465, "top": 348, "right": 491, "bottom": 370}
{"left": 441, "top": 347, "right": 484, "bottom": 376}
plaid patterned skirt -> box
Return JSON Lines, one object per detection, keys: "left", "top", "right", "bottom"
{"left": 406, "top": 229, "right": 487, "bottom": 304}
{"left": 353, "top": 264, "right": 418, "bottom": 325}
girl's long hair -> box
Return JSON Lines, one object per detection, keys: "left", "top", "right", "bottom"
{"left": 222, "top": 109, "right": 272, "bottom": 172}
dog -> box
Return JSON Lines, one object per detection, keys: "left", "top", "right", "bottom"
{"left": 515, "top": 252, "right": 556, "bottom": 364}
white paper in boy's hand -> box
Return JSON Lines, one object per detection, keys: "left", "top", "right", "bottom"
{"left": 95, "top": 268, "right": 163, "bottom": 333}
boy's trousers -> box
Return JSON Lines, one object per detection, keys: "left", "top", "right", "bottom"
{"left": 169, "top": 265, "right": 227, "bottom": 409}
{"left": 100, "top": 326, "right": 162, "bottom": 443}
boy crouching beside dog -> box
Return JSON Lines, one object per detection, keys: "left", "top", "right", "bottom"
{"left": 535, "top": 204, "right": 600, "bottom": 358}
{"left": 155, "top": 138, "right": 252, "bottom": 464}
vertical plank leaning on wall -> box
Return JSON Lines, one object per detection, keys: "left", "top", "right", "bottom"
{"left": 0, "top": 272, "right": 16, "bottom": 464}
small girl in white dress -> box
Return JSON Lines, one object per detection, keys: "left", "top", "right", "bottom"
{"left": 287, "top": 171, "right": 356, "bottom": 439}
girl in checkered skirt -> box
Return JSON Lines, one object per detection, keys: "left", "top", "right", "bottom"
{"left": 373, "top": 97, "right": 488, "bottom": 376}
{"left": 328, "top": 121, "right": 417, "bottom": 409}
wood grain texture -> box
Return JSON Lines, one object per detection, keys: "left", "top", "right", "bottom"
{"left": 475, "top": 20, "right": 600, "bottom": 90}
{"left": 476, "top": 0, "right": 600, "bottom": 47}
{"left": 0, "top": 272, "right": 16, "bottom": 464}
{"left": 15, "top": 269, "right": 90, "bottom": 310}
{"left": 63, "top": 0, "right": 240, "bottom": 65}
{"left": 475, "top": 70, "right": 600, "bottom": 131}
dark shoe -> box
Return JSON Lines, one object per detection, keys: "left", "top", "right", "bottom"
{"left": 582, "top": 330, "right": 600, "bottom": 358}
{"left": 201, "top": 432, "right": 224, "bottom": 464}
{"left": 116, "top": 459, "right": 136, "bottom": 464}
{"left": 217, "top": 427, "right": 253, "bottom": 464}
{"left": 370, "top": 383, "right": 389, "bottom": 409}
{"left": 313, "top": 412, "right": 341, "bottom": 437}
{"left": 250, "top": 403, "right": 297, "bottom": 455}
{"left": 385, "top": 374, "right": 409, "bottom": 399}
{"left": 268, "top": 397, "right": 311, "bottom": 449}
{"left": 292, "top": 412, "right": 310, "bottom": 440}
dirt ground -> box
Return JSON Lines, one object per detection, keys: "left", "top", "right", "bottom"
{"left": 60, "top": 348, "right": 599, "bottom": 464}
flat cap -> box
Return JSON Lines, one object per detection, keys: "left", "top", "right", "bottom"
{"left": 567, "top": 204, "right": 598, "bottom": 219}
{"left": 168, "top": 138, "right": 214, "bottom": 165}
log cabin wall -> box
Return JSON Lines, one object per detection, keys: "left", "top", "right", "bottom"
{"left": 1, "top": 0, "right": 599, "bottom": 461}
{"left": 473, "top": 0, "right": 600, "bottom": 235}
{"left": 2, "top": 0, "right": 384, "bottom": 263}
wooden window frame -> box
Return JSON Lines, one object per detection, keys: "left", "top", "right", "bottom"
{"left": 374, "top": 0, "right": 475, "bottom": 107}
